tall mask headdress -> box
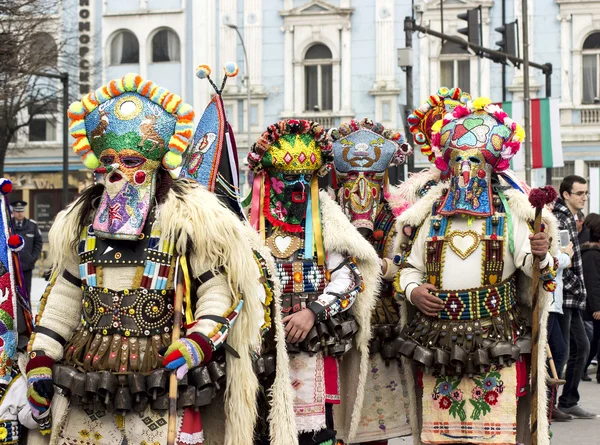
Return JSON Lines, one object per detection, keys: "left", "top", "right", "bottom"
{"left": 68, "top": 73, "right": 194, "bottom": 240}
{"left": 179, "top": 63, "right": 244, "bottom": 216}
{"left": 427, "top": 95, "right": 525, "bottom": 217}
{"left": 246, "top": 119, "right": 332, "bottom": 265}
{"left": 330, "top": 118, "right": 413, "bottom": 234}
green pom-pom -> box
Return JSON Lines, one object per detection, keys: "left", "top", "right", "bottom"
{"left": 163, "top": 151, "right": 182, "bottom": 170}
{"left": 83, "top": 152, "right": 100, "bottom": 170}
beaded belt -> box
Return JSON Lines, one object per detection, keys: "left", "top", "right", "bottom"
{"left": 275, "top": 260, "right": 328, "bottom": 295}
{"left": 82, "top": 286, "right": 174, "bottom": 336}
{"left": 432, "top": 276, "right": 516, "bottom": 321}
{"left": 0, "top": 420, "right": 20, "bottom": 444}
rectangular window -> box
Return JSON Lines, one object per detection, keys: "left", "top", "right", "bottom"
{"left": 250, "top": 104, "right": 258, "bottom": 126}
{"left": 583, "top": 54, "right": 598, "bottom": 104}
{"left": 29, "top": 118, "right": 56, "bottom": 142}
{"left": 381, "top": 101, "right": 391, "bottom": 121}
{"left": 305, "top": 65, "right": 319, "bottom": 111}
{"left": 440, "top": 60, "right": 470, "bottom": 93}
{"left": 457, "top": 60, "right": 470, "bottom": 93}
{"left": 440, "top": 61, "right": 454, "bottom": 89}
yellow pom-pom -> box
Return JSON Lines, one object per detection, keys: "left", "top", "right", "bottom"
{"left": 431, "top": 119, "right": 444, "bottom": 134}
{"left": 82, "top": 152, "right": 100, "bottom": 170}
{"left": 162, "top": 151, "right": 182, "bottom": 170}
{"left": 514, "top": 124, "right": 526, "bottom": 142}
{"left": 473, "top": 97, "right": 492, "bottom": 110}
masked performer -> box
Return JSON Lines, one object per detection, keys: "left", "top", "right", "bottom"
{"left": 328, "top": 118, "right": 413, "bottom": 445}
{"left": 25, "top": 74, "right": 270, "bottom": 445}
{"left": 395, "top": 91, "right": 557, "bottom": 445}
{"left": 245, "top": 120, "right": 380, "bottom": 445}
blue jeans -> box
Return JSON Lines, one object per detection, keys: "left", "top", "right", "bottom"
{"left": 558, "top": 308, "right": 590, "bottom": 408}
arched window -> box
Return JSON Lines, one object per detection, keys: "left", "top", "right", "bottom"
{"left": 582, "top": 32, "right": 600, "bottom": 104}
{"left": 439, "top": 41, "right": 471, "bottom": 93}
{"left": 304, "top": 43, "right": 333, "bottom": 112}
{"left": 151, "top": 29, "right": 180, "bottom": 63}
{"left": 29, "top": 32, "right": 58, "bottom": 69}
{"left": 110, "top": 30, "right": 139, "bottom": 65}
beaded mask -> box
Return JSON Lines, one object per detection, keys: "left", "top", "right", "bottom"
{"left": 431, "top": 98, "right": 525, "bottom": 217}
{"left": 331, "top": 118, "right": 412, "bottom": 234}
{"left": 68, "top": 74, "right": 194, "bottom": 240}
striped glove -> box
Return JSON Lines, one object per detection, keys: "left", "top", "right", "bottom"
{"left": 162, "top": 333, "right": 212, "bottom": 379}
{"left": 26, "top": 353, "right": 54, "bottom": 435}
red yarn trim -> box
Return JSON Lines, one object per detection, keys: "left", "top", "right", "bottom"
{"left": 262, "top": 176, "right": 304, "bottom": 233}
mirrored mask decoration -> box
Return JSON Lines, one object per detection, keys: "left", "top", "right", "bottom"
{"left": 331, "top": 118, "right": 412, "bottom": 235}
{"left": 430, "top": 99, "right": 525, "bottom": 217}
{"left": 68, "top": 74, "right": 194, "bottom": 240}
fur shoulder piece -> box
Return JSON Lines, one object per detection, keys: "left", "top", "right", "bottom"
{"left": 388, "top": 167, "right": 440, "bottom": 211}
{"left": 49, "top": 200, "right": 85, "bottom": 273}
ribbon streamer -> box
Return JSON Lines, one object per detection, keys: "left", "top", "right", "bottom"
{"left": 311, "top": 176, "right": 325, "bottom": 266}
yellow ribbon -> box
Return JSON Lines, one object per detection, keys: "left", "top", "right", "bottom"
{"left": 311, "top": 176, "right": 325, "bottom": 266}
{"left": 259, "top": 176, "right": 266, "bottom": 242}
{"left": 181, "top": 255, "right": 194, "bottom": 325}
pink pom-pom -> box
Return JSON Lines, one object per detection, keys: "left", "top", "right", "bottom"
{"left": 453, "top": 105, "right": 471, "bottom": 119}
{"left": 529, "top": 186, "right": 558, "bottom": 209}
{"left": 8, "top": 234, "right": 24, "bottom": 252}
{"left": 392, "top": 202, "right": 411, "bottom": 217}
{"left": 504, "top": 141, "right": 521, "bottom": 155}
{"left": 494, "top": 110, "right": 508, "bottom": 121}
{"left": 430, "top": 132, "right": 441, "bottom": 148}
{"left": 434, "top": 157, "right": 449, "bottom": 172}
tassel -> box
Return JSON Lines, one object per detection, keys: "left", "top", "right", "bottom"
{"left": 311, "top": 176, "right": 326, "bottom": 266}
{"left": 498, "top": 190, "right": 514, "bottom": 255}
{"left": 250, "top": 172, "right": 265, "bottom": 235}
{"left": 181, "top": 256, "right": 194, "bottom": 325}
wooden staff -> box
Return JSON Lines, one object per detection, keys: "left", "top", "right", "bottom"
{"left": 528, "top": 186, "right": 558, "bottom": 445}
{"left": 545, "top": 343, "right": 566, "bottom": 386}
{"left": 167, "top": 256, "right": 185, "bottom": 445}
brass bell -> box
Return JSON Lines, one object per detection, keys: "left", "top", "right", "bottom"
{"left": 317, "top": 322, "right": 335, "bottom": 346}
{"left": 326, "top": 317, "right": 343, "bottom": 339}
{"left": 301, "top": 326, "right": 321, "bottom": 354}
{"left": 177, "top": 385, "right": 196, "bottom": 409}
{"left": 97, "top": 371, "right": 119, "bottom": 407}
{"left": 473, "top": 348, "right": 490, "bottom": 374}
{"left": 399, "top": 338, "right": 418, "bottom": 358}
{"left": 515, "top": 333, "right": 532, "bottom": 354}
{"left": 450, "top": 344, "right": 468, "bottom": 375}
{"left": 189, "top": 366, "right": 212, "bottom": 389}
{"left": 127, "top": 373, "right": 147, "bottom": 402}
{"left": 381, "top": 340, "right": 396, "bottom": 364}
{"left": 433, "top": 221, "right": 441, "bottom": 231}
{"left": 114, "top": 387, "right": 133, "bottom": 415}
{"left": 207, "top": 361, "right": 226, "bottom": 387}
{"left": 490, "top": 341, "right": 513, "bottom": 366}
{"left": 178, "top": 373, "right": 189, "bottom": 391}
{"left": 195, "top": 386, "right": 216, "bottom": 407}
{"left": 146, "top": 368, "right": 168, "bottom": 401}
{"left": 433, "top": 348, "right": 451, "bottom": 376}
{"left": 54, "top": 365, "right": 76, "bottom": 394}
{"left": 369, "top": 336, "right": 382, "bottom": 354}
{"left": 84, "top": 372, "right": 101, "bottom": 403}
{"left": 150, "top": 392, "right": 169, "bottom": 411}
{"left": 378, "top": 325, "right": 393, "bottom": 341}
{"left": 509, "top": 344, "right": 521, "bottom": 365}
{"left": 70, "top": 372, "right": 87, "bottom": 403}
{"left": 413, "top": 345, "right": 435, "bottom": 368}
{"left": 132, "top": 394, "right": 149, "bottom": 413}
{"left": 466, "top": 354, "right": 476, "bottom": 377}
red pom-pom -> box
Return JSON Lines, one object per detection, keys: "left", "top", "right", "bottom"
{"left": 372, "top": 230, "right": 384, "bottom": 240}
{"left": 529, "top": 186, "right": 558, "bottom": 209}
{"left": 0, "top": 179, "right": 12, "bottom": 195}
{"left": 8, "top": 234, "right": 24, "bottom": 252}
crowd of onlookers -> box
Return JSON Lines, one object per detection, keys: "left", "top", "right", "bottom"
{"left": 549, "top": 175, "right": 600, "bottom": 421}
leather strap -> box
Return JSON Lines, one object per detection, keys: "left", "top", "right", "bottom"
{"left": 197, "top": 266, "right": 225, "bottom": 285}
{"left": 35, "top": 326, "right": 67, "bottom": 347}
{"left": 62, "top": 270, "right": 82, "bottom": 287}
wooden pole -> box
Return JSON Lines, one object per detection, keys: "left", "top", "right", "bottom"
{"left": 167, "top": 256, "right": 185, "bottom": 445}
{"left": 530, "top": 207, "right": 542, "bottom": 445}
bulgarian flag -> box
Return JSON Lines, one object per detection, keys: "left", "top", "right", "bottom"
{"left": 590, "top": 166, "right": 600, "bottom": 214}
{"left": 499, "top": 98, "right": 564, "bottom": 171}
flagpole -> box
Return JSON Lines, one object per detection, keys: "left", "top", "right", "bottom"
{"left": 522, "top": 0, "right": 531, "bottom": 185}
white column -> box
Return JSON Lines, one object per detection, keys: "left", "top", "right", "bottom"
{"left": 340, "top": 24, "right": 352, "bottom": 113}
{"left": 283, "top": 25, "right": 294, "bottom": 115}
{"left": 375, "top": 0, "right": 395, "bottom": 86}
{"left": 244, "top": 0, "right": 262, "bottom": 88}
{"left": 220, "top": 0, "right": 238, "bottom": 88}
{"left": 560, "top": 15, "right": 572, "bottom": 105}
{"left": 283, "top": 0, "right": 293, "bottom": 10}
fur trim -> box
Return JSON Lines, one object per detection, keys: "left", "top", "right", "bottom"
{"left": 317, "top": 191, "right": 381, "bottom": 441}
{"left": 158, "top": 180, "right": 265, "bottom": 445}
{"left": 389, "top": 167, "right": 440, "bottom": 210}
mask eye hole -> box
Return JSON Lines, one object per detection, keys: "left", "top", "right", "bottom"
{"left": 469, "top": 157, "right": 480, "bottom": 164}
{"left": 348, "top": 172, "right": 358, "bottom": 179}
{"left": 365, "top": 172, "right": 376, "bottom": 179}
{"left": 455, "top": 156, "right": 463, "bottom": 163}
{"left": 283, "top": 174, "right": 297, "bottom": 181}
{"left": 121, "top": 156, "right": 145, "bottom": 168}
{"left": 100, "top": 155, "right": 114, "bottom": 165}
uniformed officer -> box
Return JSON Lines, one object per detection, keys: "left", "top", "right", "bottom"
{"left": 11, "top": 200, "right": 42, "bottom": 297}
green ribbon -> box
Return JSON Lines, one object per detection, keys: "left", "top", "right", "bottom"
{"left": 498, "top": 190, "right": 514, "bottom": 255}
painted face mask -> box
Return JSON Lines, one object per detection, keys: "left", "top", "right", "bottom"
{"left": 331, "top": 119, "right": 412, "bottom": 235}
{"left": 68, "top": 74, "right": 195, "bottom": 240}
{"left": 428, "top": 98, "right": 525, "bottom": 217}
{"left": 265, "top": 172, "right": 312, "bottom": 229}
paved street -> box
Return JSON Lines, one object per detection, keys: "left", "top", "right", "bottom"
{"left": 29, "top": 278, "right": 600, "bottom": 444}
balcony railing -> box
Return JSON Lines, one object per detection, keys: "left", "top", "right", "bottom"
{"left": 302, "top": 115, "right": 337, "bottom": 128}
{"left": 581, "top": 108, "right": 600, "bottom": 124}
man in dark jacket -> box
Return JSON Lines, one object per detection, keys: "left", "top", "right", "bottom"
{"left": 553, "top": 175, "right": 596, "bottom": 419}
{"left": 11, "top": 200, "right": 42, "bottom": 297}
{"left": 582, "top": 213, "right": 600, "bottom": 383}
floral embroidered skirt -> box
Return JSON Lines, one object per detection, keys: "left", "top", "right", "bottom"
{"left": 421, "top": 365, "right": 517, "bottom": 444}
